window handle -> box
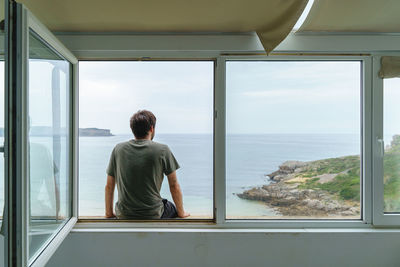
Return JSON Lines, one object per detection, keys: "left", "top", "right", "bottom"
{"left": 0, "top": 146, "right": 3, "bottom": 153}
{"left": 377, "top": 138, "right": 384, "bottom": 158}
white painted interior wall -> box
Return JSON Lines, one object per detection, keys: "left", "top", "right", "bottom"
{"left": 46, "top": 230, "right": 400, "bottom": 267}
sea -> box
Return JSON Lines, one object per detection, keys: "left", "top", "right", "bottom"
{"left": 3, "top": 133, "right": 398, "bottom": 219}
{"left": 78, "top": 133, "right": 362, "bottom": 218}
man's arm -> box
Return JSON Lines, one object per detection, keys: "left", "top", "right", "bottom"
{"left": 105, "top": 175, "right": 116, "bottom": 218}
{"left": 167, "top": 171, "right": 190, "bottom": 218}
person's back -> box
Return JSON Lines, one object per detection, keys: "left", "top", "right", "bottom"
{"left": 105, "top": 110, "right": 190, "bottom": 219}
{"left": 107, "top": 140, "right": 178, "bottom": 219}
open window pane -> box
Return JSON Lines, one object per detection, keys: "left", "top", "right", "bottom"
{"left": 0, "top": 59, "right": 4, "bottom": 224}
{"left": 79, "top": 61, "right": 213, "bottom": 219}
{"left": 383, "top": 78, "right": 400, "bottom": 213}
{"left": 226, "top": 61, "right": 361, "bottom": 219}
{"left": 28, "top": 31, "right": 71, "bottom": 260}
{"left": 0, "top": 0, "right": 4, "bottom": 239}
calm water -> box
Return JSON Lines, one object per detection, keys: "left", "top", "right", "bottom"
{"left": 78, "top": 134, "right": 361, "bottom": 217}
{"left": 4, "top": 134, "right": 400, "bottom": 218}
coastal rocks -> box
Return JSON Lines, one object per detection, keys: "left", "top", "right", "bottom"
{"left": 267, "top": 161, "right": 307, "bottom": 182}
{"left": 238, "top": 159, "right": 360, "bottom": 217}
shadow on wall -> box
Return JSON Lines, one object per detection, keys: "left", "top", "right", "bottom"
{"left": 0, "top": 235, "right": 4, "bottom": 267}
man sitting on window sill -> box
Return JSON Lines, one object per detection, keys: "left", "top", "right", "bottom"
{"left": 105, "top": 110, "right": 190, "bottom": 219}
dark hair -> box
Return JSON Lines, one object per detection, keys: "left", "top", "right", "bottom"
{"left": 130, "top": 110, "right": 156, "bottom": 138}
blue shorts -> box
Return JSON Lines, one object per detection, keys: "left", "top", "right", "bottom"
{"left": 161, "top": 199, "right": 178, "bottom": 219}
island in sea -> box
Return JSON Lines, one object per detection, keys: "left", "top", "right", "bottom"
{"left": 79, "top": 128, "right": 114, "bottom": 137}
{"left": 0, "top": 127, "right": 114, "bottom": 137}
{"left": 238, "top": 135, "right": 400, "bottom": 217}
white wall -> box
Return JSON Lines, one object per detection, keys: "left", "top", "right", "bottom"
{"left": 47, "top": 230, "right": 400, "bottom": 267}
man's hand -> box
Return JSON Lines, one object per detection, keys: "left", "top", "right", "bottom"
{"left": 177, "top": 211, "right": 190, "bottom": 218}
{"left": 105, "top": 213, "right": 116, "bottom": 219}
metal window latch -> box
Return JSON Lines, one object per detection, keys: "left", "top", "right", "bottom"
{"left": 377, "top": 138, "right": 384, "bottom": 157}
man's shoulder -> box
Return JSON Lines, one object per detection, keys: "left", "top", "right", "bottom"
{"left": 113, "top": 140, "right": 169, "bottom": 152}
{"left": 149, "top": 141, "right": 169, "bottom": 151}
{"left": 113, "top": 141, "right": 131, "bottom": 152}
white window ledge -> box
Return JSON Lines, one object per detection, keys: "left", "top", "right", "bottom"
{"left": 72, "top": 226, "right": 400, "bottom": 234}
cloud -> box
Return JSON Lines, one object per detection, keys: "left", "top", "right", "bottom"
{"left": 241, "top": 85, "right": 358, "bottom": 101}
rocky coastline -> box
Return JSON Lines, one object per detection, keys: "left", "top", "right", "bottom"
{"left": 237, "top": 159, "right": 360, "bottom": 217}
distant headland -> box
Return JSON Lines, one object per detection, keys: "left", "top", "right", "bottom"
{"left": 79, "top": 128, "right": 114, "bottom": 137}
{"left": 0, "top": 127, "right": 114, "bottom": 137}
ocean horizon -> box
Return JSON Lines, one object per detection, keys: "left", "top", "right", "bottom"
{"left": 3, "top": 133, "right": 397, "bottom": 218}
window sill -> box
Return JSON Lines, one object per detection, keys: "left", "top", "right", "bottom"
{"left": 72, "top": 225, "right": 400, "bottom": 233}
{"left": 73, "top": 218, "right": 392, "bottom": 231}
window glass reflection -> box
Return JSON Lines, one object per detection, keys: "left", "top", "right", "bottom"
{"left": 28, "top": 31, "right": 71, "bottom": 261}
{"left": 0, "top": 58, "right": 4, "bottom": 224}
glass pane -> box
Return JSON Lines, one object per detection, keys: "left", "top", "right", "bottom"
{"left": 0, "top": 47, "right": 4, "bottom": 226}
{"left": 28, "top": 31, "right": 71, "bottom": 261}
{"left": 0, "top": 55, "right": 4, "bottom": 224}
{"left": 79, "top": 61, "right": 213, "bottom": 219}
{"left": 0, "top": 0, "right": 5, "bottom": 249}
{"left": 226, "top": 61, "right": 361, "bottom": 219}
{"left": 383, "top": 78, "right": 400, "bottom": 213}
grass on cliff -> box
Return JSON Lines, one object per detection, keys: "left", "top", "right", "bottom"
{"left": 383, "top": 136, "right": 400, "bottom": 211}
{"left": 297, "top": 136, "right": 400, "bottom": 207}
{"left": 297, "top": 156, "right": 360, "bottom": 201}
{"left": 297, "top": 155, "right": 360, "bottom": 177}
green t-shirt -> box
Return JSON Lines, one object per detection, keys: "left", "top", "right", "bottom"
{"left": 106, "top": 139, "right": 180, "bottom": 219}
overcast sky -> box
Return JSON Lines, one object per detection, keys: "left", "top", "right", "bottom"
{"left": 226, "top": 61, "right": 361, "bottom": 134}
{"left": 80, "top": 61, "right": 363, "bottom": 135}
{"left": 79, "top": 61, "right": 213, "bottom": 134}
{"left": 384, "top": 78, "right": 400, "bottom": 138}
{"left": 1, "top": 61, "right": 400, "bottom": 136}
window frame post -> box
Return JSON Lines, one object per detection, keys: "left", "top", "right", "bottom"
{"left": 214, "top": 57, "right": 227, "bottom": 225}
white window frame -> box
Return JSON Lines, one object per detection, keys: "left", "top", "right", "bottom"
{"left": 220, "top": 55, "right": 372, "bottom": 228}
{"left": 51, "top": 32, "right": 400, "bottom": 230}
{"left": 73, "top": 53, "right": 373, "bottom": 229}
{"left": 5, "top": 4, "right": 78, "bottom": 267}
{"left": 28, "top": 10, "right": 78, "bottom": 267}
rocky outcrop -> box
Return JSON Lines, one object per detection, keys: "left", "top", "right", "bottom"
{"left": 0, "top": 127, "right": 114, "bottom": 137}
{"left": 238, "top": 160, "right": 360, "bottom": 217}
{"left": 79, "top": 128, "right": 114, "bottom": 137}
{"left": 267, "top": 161, "right": 307, "bottom": 182}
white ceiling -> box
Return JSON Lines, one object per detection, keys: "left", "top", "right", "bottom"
{"left": 18, "top": 0, "right": 301, "bottom": 32}
{"left": 299, "top": 0, "right": 400, "bottom": 33}
{"left": 17, "top": 0, "right": 308, "bottom": 53}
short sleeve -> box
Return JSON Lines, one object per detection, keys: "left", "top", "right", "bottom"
{"left": 162, "top": 146, "right": 180, "bottom": 176}
{"left": 106, "top": 148, "right": 116, "bottom": 177}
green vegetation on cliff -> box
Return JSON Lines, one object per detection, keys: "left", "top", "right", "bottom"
{"left": 297, "top": 155, "right": 360, "bottom": 201}
{"left": 297, "top": 135, "right": 400, "bottom": 208}
{"left": 383, "top": 135, "right": 400, "bottom": 211}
